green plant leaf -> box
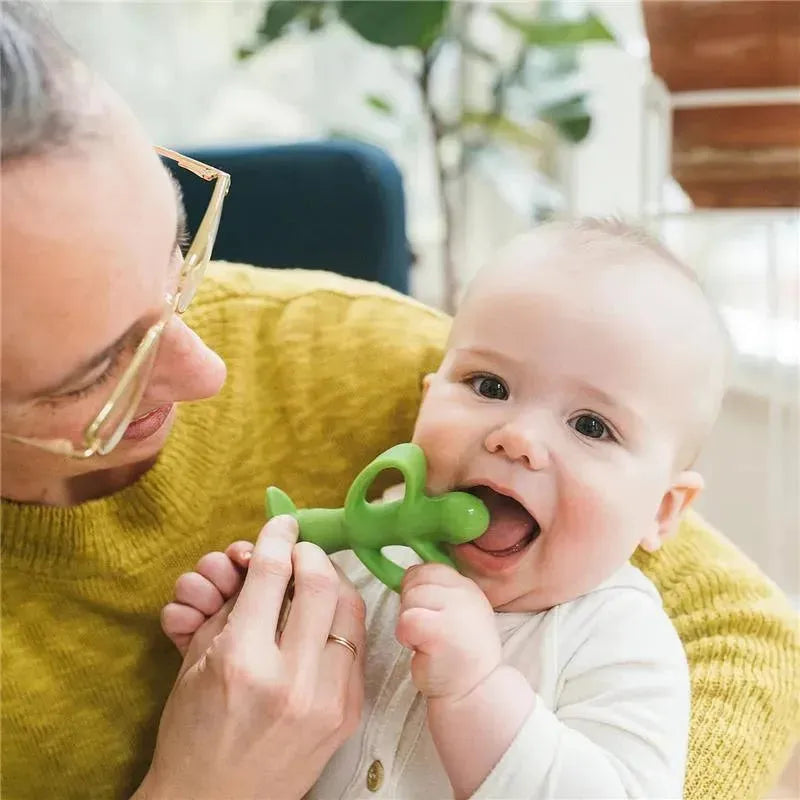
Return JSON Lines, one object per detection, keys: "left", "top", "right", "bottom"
{"left": 461, "top": 110, "right": 549, "bottom": 150}
{"left": 340, "top": 0, "right": 448, "bottom": 50}
{"left": 553, "top": 115, "right": 590, "bottom": 142}
{"left": 494, "top": 9, "right": 616, "bottom": 46}
{"left": 537, "top": 94, "right": 592, "bottom": 143}
{"left": 307, "top": 4, "right": 327, "bottom": 31}
{"left": 366, "top": 94, "right": 394, "bottom": 114}
{"left": 459, "top": 37, "right": 497, "bottom": 65}
{"left": 257, "top": 0, "right": 306, "bottom": 41}
{"left": 536, "top": 94, "right": 587, "bottom": 121}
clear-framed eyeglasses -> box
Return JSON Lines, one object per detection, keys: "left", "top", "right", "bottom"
{"left": 2, "top": 147, "right": 231, "bottom": 459}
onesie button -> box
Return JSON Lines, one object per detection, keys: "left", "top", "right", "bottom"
{"left": 366, "top": 759, "right": 384, "bottom": 792}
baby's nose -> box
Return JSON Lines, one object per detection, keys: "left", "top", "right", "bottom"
{"left": 484, "top": 423, "right": 550, "bottom": 470}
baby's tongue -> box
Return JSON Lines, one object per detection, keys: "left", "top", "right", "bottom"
{"left": 468, "top": 486, "right": 535, "bottom": 552}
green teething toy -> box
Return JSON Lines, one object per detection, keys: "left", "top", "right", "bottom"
{"left": 265, "top": 443, "right": 489, "bottom": 592}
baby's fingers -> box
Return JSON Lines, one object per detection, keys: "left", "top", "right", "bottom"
{"left": 224, "top": 539, "right": 255, "bottom": 570}
{"left": 161, "top": 601, "right": 206, "bottom": 656}
{"left": 195, "top": 551, "right": 246, "bottom": 599}
{"left": 396, "top": 606, "right": 441, "bottom": 652}
{"left": 174, "top": 571, "right": 225, "bottom": 616}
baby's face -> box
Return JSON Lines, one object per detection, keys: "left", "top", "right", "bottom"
{"left": 412, "top": 248, "right": 709, "bottom": 612}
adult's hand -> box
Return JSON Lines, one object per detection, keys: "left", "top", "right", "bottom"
{"left": 134, "top": 515, "right": 366, "bottom": 800}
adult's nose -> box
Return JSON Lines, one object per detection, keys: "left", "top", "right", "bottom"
{"left": 142, "top": 316, "right": 227, "bottom": 405}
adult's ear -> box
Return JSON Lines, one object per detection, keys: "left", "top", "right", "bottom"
{"left": 640, "top": 471, "right": 705, "bottom": 553}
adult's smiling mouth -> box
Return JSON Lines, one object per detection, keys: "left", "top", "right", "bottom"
{"left": 461, "top": 484, "right": 541, "bottom": 557}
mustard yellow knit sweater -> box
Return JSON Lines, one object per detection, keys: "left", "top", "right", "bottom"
{"left": 2, "top": 264, "right": 798, "bottom": 800}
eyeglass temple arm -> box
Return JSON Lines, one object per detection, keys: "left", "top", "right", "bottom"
{"left": 155, "top": 146, "right": 229, "bottom": 185}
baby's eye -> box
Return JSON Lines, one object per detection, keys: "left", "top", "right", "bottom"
{"left": 469, "top": 375, "right": 509, "bottom": 401}
{"left": 570, "top": 413, "right": 615, "bottom": 441}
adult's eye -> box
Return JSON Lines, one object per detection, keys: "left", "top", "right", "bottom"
{"left": 570, "top": 413, "right": 613, "bottom": 441}
{"left": 469, "top": 375, "right": 509, "bottom": 400}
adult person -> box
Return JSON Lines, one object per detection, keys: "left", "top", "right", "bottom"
{"left": 1, "top": 3, "right": 797, "bottom": 799}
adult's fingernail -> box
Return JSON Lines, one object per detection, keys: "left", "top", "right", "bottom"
{"left": 272, "top": 514, "right": 299, "bottom": 532}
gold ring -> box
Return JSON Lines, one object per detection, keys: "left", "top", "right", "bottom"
{"left": 327, "top": 633, "right": 358, "bottom": 659}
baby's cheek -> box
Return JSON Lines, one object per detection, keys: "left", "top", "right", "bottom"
{"left": 560, "top": 472, "right": 613, "bottom": 530}
{"left": 558, "top": 472, "right": 636, "bottom": 563}
{"left": 412, "top": 411, "right": 447, "bottom": 457}
{"left": 412, "top": 403, "right": 472, "bottom": 489}
{"left": 414, "top": 434, "right": 460, "bottom": 494}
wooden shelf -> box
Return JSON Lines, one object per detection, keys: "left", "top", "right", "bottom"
{"left": 644, "top": 0, "right": 800, "bottom": 92}
{"left": 643, "top": 0, "right": 800, "bottom": 208}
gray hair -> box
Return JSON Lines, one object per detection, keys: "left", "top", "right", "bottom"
{"left": 1, "top": 1, "right": 78, "bottom": 161}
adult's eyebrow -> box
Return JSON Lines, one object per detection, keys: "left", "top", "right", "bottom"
{"left": 37, "top": 325, "right": 136, "bottom": 397}
{"left": 35, "top": 176, "right": 188, "bottom": 398}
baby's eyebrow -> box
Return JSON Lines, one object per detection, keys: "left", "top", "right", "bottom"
{"left": 574, "top": 381, "right": 619, "bottom": 409}
{"left": 451, "top": 346, "right": 524, "bottom": 369}
{"left": 573, "top": 380, "right": 645, "bottom": 429}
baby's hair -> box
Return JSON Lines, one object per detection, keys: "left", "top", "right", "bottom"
{"left": 539, "top": 216, "right": 705, "bottom": 289}
{"left": 566, "top": 216, "right": 694, "bottom": 275}
{"left": 536, "top": 217, "right": 730, "bottom": 347}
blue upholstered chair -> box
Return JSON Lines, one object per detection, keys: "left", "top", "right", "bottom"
{"left": 163, "top": 140, "right": 411, "bottom": 294}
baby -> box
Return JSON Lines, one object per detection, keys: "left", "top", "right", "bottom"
{"left": 162, "top": 219, "right": 729, "bottom": 799}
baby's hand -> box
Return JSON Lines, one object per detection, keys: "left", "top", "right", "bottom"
{"left": 396, "top": 564, "right": 502, "bottom": 702}
{"left": 161, "top": 541, "right": 253, "bottom": 656}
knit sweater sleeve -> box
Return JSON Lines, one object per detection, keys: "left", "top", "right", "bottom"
{"left": 633, "top": 512, "right": 800, "bottom": 800}
{"left": 471, "top": 583, "right": 690, "bottom": 800}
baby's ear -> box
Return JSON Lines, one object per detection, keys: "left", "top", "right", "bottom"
{"left": 640, "top": 471, "right": 705, "bottom": 552}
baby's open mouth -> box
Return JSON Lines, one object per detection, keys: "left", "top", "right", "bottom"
{"left": 463, "top": 485, "right": 541, "bottom": 556}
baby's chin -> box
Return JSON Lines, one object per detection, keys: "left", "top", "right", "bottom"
{"left": 477, "top": 569, "right": 625, "bottom": 614}
{"left": 457, "top": 557, "right": 591, "bottom": 614}
{"left": 456, "top": 564, "right": 551, "bottom": 614}
{"left": 487, "top": 585, "right": 551, "bottom": 614}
